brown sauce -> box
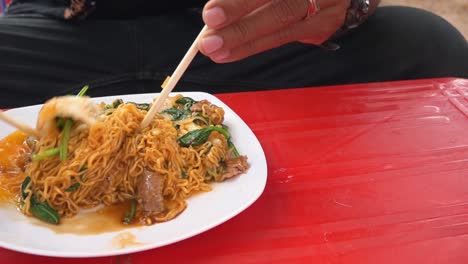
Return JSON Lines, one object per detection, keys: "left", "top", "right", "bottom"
{"left": 31, "top": 200, "right": 185, "bottom": 235}
{"left": 0, "top": 132, "right": 138, "bottom": 234}
{"left": 0, "top": 131, "right": 183, "bottom": 236}
{"left": 33, "top": 201, "right": 140, "bottom": 235}
{"left": 111, "top": 232, "right": 145, "bottom": 249}
{"left": 0, "top": 131, "right": 29, "bottom": 202}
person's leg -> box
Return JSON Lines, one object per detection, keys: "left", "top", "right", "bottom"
{"left": 325, "top": 6, "right": 468, "bottom": 85}
{"left": 1, "top": 6, "right": 467, "bottom": 107}
{"left": 0, "top": 16, "right": 142, "bottom": 107}
{"left": 142, "top": 6, "right": 468, "bottom": 94}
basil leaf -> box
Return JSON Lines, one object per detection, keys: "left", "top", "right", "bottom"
{"left": 177, "top": 128, "right": 212, "bottom": 147}
{"left": 129, "top": 103, "right": 150, "bottom": 111}
{"left": 20, "top": 176, "right": 31, "bottom": 199}
{"left": 123, "top": 199, "right": 137, "bottom": 225}
{"left": 161, "top": 107, "right": 191, "bottom": 121}
{"left": 64, "top": 182, "right": 80, "bottom": 192}
{"left": 175, "top": 97, "right": 197, "bottom": 107}
{"left": 30, "top": 196, "right": 61, "bottom": 225}
{"left": 177, "top": 126, "right": 232, "bottom": 147}
{"left": 65, "top": 166, "right": 87, "bottom": 192}
{"left": 112, "top": 99, "right": 124, "bottom": 108}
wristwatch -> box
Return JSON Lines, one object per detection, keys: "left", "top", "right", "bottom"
{"left": 343, "top": 0, "right": 371, "bottom": 30}
{"left": 318, "top": 0, "right": 371, "bottom": 51}
{"left": 327, "top": 0, "right": 370, "bottom": 43}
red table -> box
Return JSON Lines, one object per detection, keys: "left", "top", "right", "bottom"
{"left": 2, "top": 78, "right": 468, "bottom": 263}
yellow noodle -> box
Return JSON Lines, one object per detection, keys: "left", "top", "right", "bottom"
{"left": 21, "top": 99, "right": 238, "bottom": 224}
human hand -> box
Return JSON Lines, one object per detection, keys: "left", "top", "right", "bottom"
{"left": 64, "top": 0, "right": 86, "bottom": 19}
{"left": 198, "top": 0, "right": 350, "bottom": 63}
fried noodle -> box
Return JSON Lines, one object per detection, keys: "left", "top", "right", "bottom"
{"left": 21, "top": 95, "right": 247, "bottom": 224}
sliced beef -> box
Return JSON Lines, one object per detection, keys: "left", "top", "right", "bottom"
{"left": 220, "top": 156, "right": 249, "bottom": 181}
{"left": 190, "top": 100, "right": 224, "bottom": 125}
{"left": 137, "top": 169, "right": 165, "bottom": 214}
{"left": 190, "top": 100, "right": 209, "bottom": 112}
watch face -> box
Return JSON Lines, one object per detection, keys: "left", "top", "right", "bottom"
{"left": 343, "top": 0, "right": 371, "bottom": 29}
{"left": 363, "top": 0, "right": 370, "bottom": 14}
{"left": 357, "top": 0, "right": 370, "bottom": 14}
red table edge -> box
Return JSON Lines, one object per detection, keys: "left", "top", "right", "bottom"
{"left": 214, "top": 77, "right": 466, "bottom": 97}
{"left": 1, "top": 77, "right": 465, "bottom": 111}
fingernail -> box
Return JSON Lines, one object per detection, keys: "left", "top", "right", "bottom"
{"left": 203, "top": 7, "right": 226, "bottom": 27}
{"left": 201, "top": 35, "right": 224, "bottom": 54}
{"left": 212, "top": 50, "right": 231, "bottom": 62}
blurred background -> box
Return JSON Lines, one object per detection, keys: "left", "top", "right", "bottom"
{"left": 381, "top": 0, "right": 468, "bottom": 39}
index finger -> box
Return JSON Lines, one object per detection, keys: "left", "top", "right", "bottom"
{"left": 203, "top": 0, "right": 270, "bottom": 29}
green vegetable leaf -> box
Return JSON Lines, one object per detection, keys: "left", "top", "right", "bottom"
{"left": 59, "top": 119, "right": 74, "bottom": 161}
{"left": 32, "top": 147, "right": 60, "bottom": 161}
{"left": 161, "top": 97, "right": 197, "bottom": 121}
{"left": 56, "top": 117, "right": 66, "bottom": 130}
{"left": 128, "top": 102, "right": 150, "bottom": 111}
{"left": 177, "top": 128, "right": 212, "bottom": 147}
{"left": 181, "top": 170, "right": 187, "bottom": 179}
{"left": 211, "top": 126, "right": 231, "bottom": 140}
{"left": 64, "top": 182, "right": 80, "bottom": 192}
{"left": 20, "top": 176, "right": 31, "bottom": 199}
{"left": 30, "top": 195, "right": 60, "bottom": 225}
{"left": 77, "top": 85, "right": 89, "bottom": 97}
{"left": 161, "top": 107, "right": 191, "bottom": 121}
{"left": 177, "top": 126, "right": 232, "bottom": 147}
{"left": 105, "top": 99, "right": 124, "bottom": 110}
{"left": 175, "top": 97, "right": 197, "bottom": 107}
{"left": 21, "top": 184, "right": 61, "bottom": 224}
{"left": 229, "top": 141, "right": 240, "bottom": 157}
{"left": 65, "top": 166, "right": 88, "bottom": 192}
{"left": 113, "top": 99, "right": 124, "bottom": 108}
{"left": 123, "top": 199, "right": 137, "bottom": 224}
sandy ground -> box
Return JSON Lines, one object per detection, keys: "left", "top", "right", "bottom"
{"left": 380, "top": 0, "right": 468, "bottom": 39}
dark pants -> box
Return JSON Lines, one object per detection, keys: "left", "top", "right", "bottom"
{"left": 0, "top": 6, "right": 467, "bottom": 107}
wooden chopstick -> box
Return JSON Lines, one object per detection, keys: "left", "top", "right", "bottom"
{"left": 0, "top": 111, "right": 40, "bottom": 138}
{"left": 140, "top": 25, "right": 208, "bottom": 129}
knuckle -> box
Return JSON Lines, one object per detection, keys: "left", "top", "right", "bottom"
{"left": 238, "top": 0, "right": 254, "bottom": 15}
{"left": 231, "top": 20, "right": 250, "bottom": 42}
{"left": 244, "top": 41, "right": 259, "bottom": 55}
{"left": 276, "top": 28, "right": 293, "bottom": 44}
{"left": 270, "top": 0, "right": 304, "bottom": 26}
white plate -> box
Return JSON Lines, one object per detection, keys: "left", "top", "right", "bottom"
{"left": 0, "top": 92, "right": 267, "bottom": 258}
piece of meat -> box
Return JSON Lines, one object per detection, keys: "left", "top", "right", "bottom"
{"left": 137, "top": 169, "right": 165, "bottom": 214}
{"left": 190, "top": 100, "right": 225, "bottom": 125}
{"left": 220, "top": 156, "right": 249, "bottom": 181}
{"left": 190, "top": 100, "right": 209, "bottom": 112}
